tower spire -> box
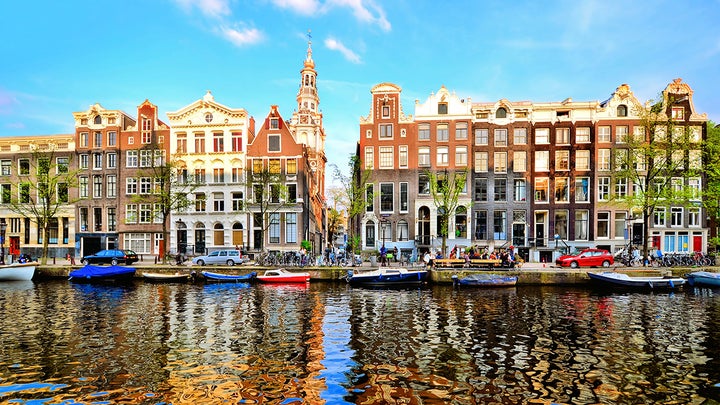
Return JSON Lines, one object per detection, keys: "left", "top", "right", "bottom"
{"left": 297, "top": 29, "right": 318, "bottom": 113}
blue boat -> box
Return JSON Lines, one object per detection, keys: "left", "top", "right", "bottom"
{"left": 201, "top": 271, "right": 256, "bottom": 283}
{"left": 452, "top": 273, "right": 517, "bottom": 287}
{"left": 686, "top": 271, "right": 720, "bottom": 288}
{"left": 69, "top": 265, "right": 136, "bottom": 283}
{"left": 346, "top": 267, "right": 427, "bottom": 287}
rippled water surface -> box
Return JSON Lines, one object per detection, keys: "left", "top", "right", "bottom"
{"left": 0, "top": 279, "right": 719, "bottom": 404}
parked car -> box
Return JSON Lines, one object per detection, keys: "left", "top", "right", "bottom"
{"left": 81, "top": 249, "right": 139, "bottom": 265}
{"left": 555, "top": 248, "right": 614, "bottom": 268}
{"left": 192, "top": 250, "right": 248, "bottom": 266}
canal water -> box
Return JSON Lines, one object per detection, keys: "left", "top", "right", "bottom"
{"left": 0, "top": 279, "right": 719, "bottom": 404}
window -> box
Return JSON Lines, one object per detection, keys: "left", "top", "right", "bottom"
{"left": 597, "top": 212, "right": 610, "bottom": 238}
{"left": 269, "top": 213, "right": 280, "bottom": 244}
{"left": 92, "top": 176, "right": 103, "bottom": 198}
{"left": 269, "top": 159, "right": 280, "bottom": 174}
{"left": 399, "top": 145, "right": 408, "bottom": 168}
{"left": 514, "top": 128, "right": 527, "bottom": 145}
{"left": 177, "top": 133, "right": 187, "bottom": 153}
{"left": 437, "top": 146, "right": 449, "bottom": 166}
{"left": 105, "top": 153, "right": 116, "bottom": 169}
{"left": 494, "top": 152, "right": 507, "bottom": 173}
{"left": 232, "top": 192, "right": 244, "bottom": 211}
{"left": 138, "top": 177, "right": 151, "bottom": 194}
{"left": 474, "top": 178, "right": 488, "bottom": 201}
{"left": 379, "top": 124, "right": 393, "bottom": 138}
{"left": 380, "top": 183, "right": 393, "bottom": 212}
{"left": 194, "top": 168, "right": 206, "bottom": 184}
{"left": 126, "top": 177, "right": 137, "bottom": 194}
{"left": 689, "top": 207, "right": 700, "bottom": 227}
{"left": 671, "top": 207, "right": 683, "bottom": 227}
{"left": 126, "top": 204, "right": 138, "bottom": 224}
{"left": 94, "top": 132, "right": 102, "bottom": 148}
{"left": 213, "top": 168, "right": 225, "bottom": 183}
{"left": 418, "top": 124, "right": 430, "bottom": 140}
{"left": 270, "top": 184, "right": 281, "bottom": 203}
{"left": 671, "top": 106, "right": 684, "bottom": 120}
{"left": 126, "top": 151, "right": 138, "bottom": 167}
{"left": 555, "top": 150, "right": 569, "bottom": 171}
{"left": 364, "top": 147, "right": 374, "bottom": 169}
{"left": 617, "top": 104, "right": 628, "bottom": 117}
{"left": 456, "top": 122, "right": 468, "bottom": 140}
{"left": 397, "top": 220, "right": 409, "bottom": 241}
{"left": 614, "top": 212, "right": 627, "bottom": 239}
{"left": 108, "top": 208, "right": 116, "bottom": 231}
{"left": 213, "top": 132, "right": 224, "bottom": 152}
{"left": 93, "top": 153, "right": 102, "bottom": 169}
{"left": 418, "top": 147, "right": 430, "bottom": 167}
{"left": 494, "top": 179, "right": 507, "bottom": 201}
{"left": 80, "top": 154, "right": 89, "bottom": 169}
{"left": 513, "top": 151, "right": 527, "bottom": 172}
{"left": 614, "top": 149, "right": 628, "bottom": 171}
{"left": 494, "top": 129, "right": 507, "bottom": 146}
{"left": 555, "top": 128, "right": 570, "bottom": 144}
{"left": 79, "top": 177, "right": 88, "bottom": 198}
{"left": 555, "top": 178, "right": 569, "bottom": 202}
{"left": 534, "top": 177, "right": 548, "bottom": 202}
{"left": 213, "top": 192, "right": 224, "bottom": 212}
{"left": 366, "top": 184, "right": 374, "bottom": 212}
{"left": 654, "top": 207, "right": 666, "bottom": 226}
{"left": 474, "top": 152, "right": 488, "bottom": 172}
{"left": 455, "top": 206, "right": 467, "bottom": 238}
{"left": 598, "top": 149, "right": 610, "bottom": 171}
{"left": 194, "top": 132, "right": 205, "bottom": 153}
{"left": 493, "top": 211, "right": 507, "bottom": 240}
{"left": 79, "top": 132, "right": 88, "bottom": 147}
{"left": 475, "top": 128, "right": 488, "bottom": 145}
{"left": 535, "top": 128, "right": 549, "bottom": 144}
{"left": 496, "top": 107, "right": 507, "bottom": 118}
{"left": 475, "top": 210, "right": 488, "bottom": 239}
{"left": 437, "top": 124, "right": 449, "bottom": 141}
{"left": 107, "top": 131, "right": 116, "bottom": 147}
{"left": 535, "top": 151, "right": 549, "bottom": 172}
{"left": 575, "top": 177, "right": 590, "bottom": 202}
{"left": 268, "top": 135, "right": 280, "bottom": 152}
{"left": 455, "top": 146, "right": 467, "bottom": 166}
{"left": 0, "top": 184, "right": 10, "bottom": 203}
{"left": 286, "top": 213, "right": 297, "bottom": 243}
{"left": 381, "top": 105, "right": 390, "bottom": 118}
{"left": 400, "top": 182, "right": 408, "bottom": 212}
{"left": 418, "top": 174, "right": 430, "bottom": 194}
{"left": 514, "top": 179, "right": 526, "bottom": 202}
{"left": 195, "top": 193, "right": 206, "bottom": 212}
{"left": 689, "top": 178, "right": 701, "bottom": 200}
{"left": 0, "top": 160, "right": 9, "bottom": 176}
{"left": 576, "top": 127, "right": 590, "bottom": 143}
{"left": 616, "top": 126, "right": 629, "bottom": 143}
{"left": 379, "top": 146, "right": 393, "bottom": 169}
{"left": 575, "top": 210, "right": 589, "bottom": 240}
{"left": 139, "top": 203, "right": 152, "bottom": 223}
{"left": 598, "top": 126, "right": 611, "bottom": 143}
{"left": 554, "top": 210, "right": 568, "bottom": 239}
{"left": 107, "top": 175, "right": 116, "bottom": 198}
{"left": 229, "top": 131, "right": 242, "bottom": 152}
{"left": 270, "top": 117, "right": 279, "bottom": 129}
{"left": 438, "top": 103, "right": 448, "bottom": 114}
{"left": 614, "top": 178, "right": 627, "bottom": 198}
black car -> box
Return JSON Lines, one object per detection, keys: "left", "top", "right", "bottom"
{"left": 81, "top": 249, "right": 139, "bottom": 265}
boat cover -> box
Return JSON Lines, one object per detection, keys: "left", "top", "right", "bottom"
{"left": 69, "top": 265, "right": 136, "bottom": 279}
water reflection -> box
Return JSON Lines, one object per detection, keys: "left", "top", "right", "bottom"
{"left": 0, "top": 281, "right": 718, "bottom": 404}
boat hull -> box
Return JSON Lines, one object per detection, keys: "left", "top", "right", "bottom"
{"left": 454, "top": 274, "right": 517, "bottom": 287}
{"left": 347, "top": 268, "right": 428, "bottom": 286}
{"left": 69, "top": 265, "right": 136, "bottom": 283}
{"left": 588, "top": 271, "right": 684, "bottom": 289}
{"left": 201, "top": 271, "right": 256, "bottom": 282}
{"left": 686, "top": 271, "right": 720, "bottom": 288}
{"left": 257, "top": 269, "right": 310, "bottom": 283}
{"left": 142, "top": 272, "right": 191, "bottom": 282}
{"left": 0, "top": 263, "right": 36, "bottom": 281}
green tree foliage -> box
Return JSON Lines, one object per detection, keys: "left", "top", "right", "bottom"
{"left": 703, "top": 121, "right": 720, "bottom": 250}
{"left": 5, "top": 148, "right": 80, "bottom": 264}
{"left": 613, "top": 97, "right": 703, "bottom": 260}
{"left": 332, "top": 155, "right": 373, "bottom": 252}
{"left": 244, "top": 168, "right": 296, "bottom": 252}
{"left": 426, "top": 168, "right": 468, "bottom": 256}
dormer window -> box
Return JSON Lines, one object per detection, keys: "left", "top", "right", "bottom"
{"left": 93, "top": 115, "right": 102, "bottom": 125}
{"left": 671, "top": 106, "right": 684, "bottom": 120}
{"left": 617, "top": 104, "right": 628, "bottom": 117}
{"left": 270, "top": 118, "right": 279, "bottom": 129}
{"left": 496, "top": 108, "right": 507, "bottom": 118}
{"left": 438, "top": 103, "right": 448, "bottom": 114}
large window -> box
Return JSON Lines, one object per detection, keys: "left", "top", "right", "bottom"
{"left": 494, "top": 152, "right": 507, "bottom": 173}
{"left": 597, "top": 212, "right": 610, "bottom": 238}
{"left": 598, "top": 149, "right": 611, "bottom": 171}
{"left": 437, "top": 124, "right": 448, "bottom": 141}
{"left": 364, "top": 147, "right": 374, "bottom": 169}
{"left": 534, "top": 177, "right": 549, "bottom": 202}
{"left": 513, "top": 151, "right": 526, "bottom": 172}
{"left": 535, "top": 151, "right": 549, "bottom": 172}
{"left": 575, "top": 177, "right": 589, "bottom": 202}
{"left": 418, "top": 174, "right": 430, "bottom": 195}
{"left": 598, "top": 126, "right": 611, "bottom": 143}
{"left": 493, "top": 211, "right": 507, "bottom": 240}
{"left": 286, "top": 213, "right": 297, "bottom": 243}
{"left": 475, "top": 211, "right": 488, "bottom": 239}
{"left": 575, "top": 210, "right": 589, "bottom": 240}
{"left": 379, "top": 146, "right": 393, "bottom": 169}
{"left": 418, "top": 124, "right": 430, "bottom": 140}
{"left": 380, "top": 183, "right": 393, "bottom": 212}
{"left": 555, "top": 150, "right": 569, "bottom": 171}
{"left": 93, "top": 176, "right": 103, "bottom": 198}
{"left": 400, "top": 182, "right": 408, "bottom": 212}
{"left": 194, "top": 132, "right": 205, "bottom": 153}
{"left": 474, "top": 151, "right": 488, "bottom": 172}
{"left": 475, "top": 128, "right": 488, "bottom": 145}
{"left": 554, "top": 210, "right": 568, "bottom": 239}
{"left": 535, "top": 128, "right": 549, "bottom": 144}
{"left": 576, "top": 150, "right": 590, "bottom": 171}
{"left": 555, "top": 178, "right": 569, "bottom": 202}
{"left": 437, "top": 146, "right": 449, "bottom": 166}
{"left": 268, "top": 135, "right": 280, "bottom": 152}
{"left": 576, "top": 127, "right": 590, "bottom": 143}
{"left": 456, "top": 122, "right": 468, "bottom": 140}
{"left": 514, "top": 179, "right": 526, "bottom": 202}
{"left": 455, "top": 146, "right": 467, "bottom": 166}
{"left": 555, "top": 128, "right": 570, "bottom": 144}
{"left": 598, "top": 177, "right": 610, "bottom": 201}
{"left": 418, "top": 147, "right": 430, "bottom": 167}
{"left": 213, "top": 132, "right": 224, "bottom": 152}
{"left": 494, "top": 129, "right": 508, "bottom": 146}
{"left": 231, "top": 131, "right": 242, "bottom": 152}
{"left": 399, "top": 145, "right": 408, "bottom": 168}
{"left": 379, "top": 124, "right": 393, "bottom": 138}
{"left": 269, "top": 213, "right": 280, "bottom": 244}
{"left": 213, "top": 192, "right": 224, "bottom": 212}
{"left": 514, "top": 128, "right": 527, "bottom": 144}
{"left": 474, "top": 178, "right": 488, "bottom": 201}
{"left": 494, "top": 179, "right": 507, "bottom": 202}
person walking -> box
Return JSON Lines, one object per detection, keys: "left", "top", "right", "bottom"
{"left": 380, "top": 244, "right": 387, "bottom": 267}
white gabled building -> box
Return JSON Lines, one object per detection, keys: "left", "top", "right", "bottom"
{"left": 166, "top": 91, "right": 255, "bottom": 256}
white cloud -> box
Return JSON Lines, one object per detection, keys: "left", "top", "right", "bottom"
{"left": 221, "top": 26, "right": 264, "bottom": 46}
{"left": 326, "top": 0, "right": 391, "bottom": 32}
{"left": 325, "top": 37, "right": 361, "bottom": 64}
{"left": 173, "top": 0, "right": 231, "bottom": 18}
{"left": 271, "top": 0, "right": 321, "bottom": 16}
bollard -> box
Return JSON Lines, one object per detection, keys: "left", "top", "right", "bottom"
{"left": 53, "top": 256, "right": 56, "bottom": 265}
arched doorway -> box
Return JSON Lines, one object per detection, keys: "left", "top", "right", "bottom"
{"left": 418, "top": 207, "right": 430, "bottom": 246}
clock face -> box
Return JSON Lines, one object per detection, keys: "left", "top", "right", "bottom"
{"left": 205, "top": 113, "right": 213, "bottom": 123}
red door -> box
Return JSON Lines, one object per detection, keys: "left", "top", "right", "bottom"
{"left": 693, "top": 235, "right": 703, "bottom": 252}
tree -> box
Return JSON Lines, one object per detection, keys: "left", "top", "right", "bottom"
{"left": 426, "top": 168, "right": 468, "bottom": 256}
{"left": 6, "top": 147, "right": 80, "bottom": 265}
{"left": 613, "top": 97, "right": 703, "bottom": 261}
{"left": 703, "top": 121, "right": 720, "bottom": 250}
{"left": 244, "top": 168, "right": 296, "bottom": 252}
{"left": 332, "top": 154, "right": 373, "bottom": 253}
{"left": 131, "top": 147, "right": 199, "bottom": 263}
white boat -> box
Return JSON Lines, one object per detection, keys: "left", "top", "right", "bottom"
{"left": 257, "top": 268, "right": 310, "bottom": 283}
{"left": 588, "top": 271, "right": 685, "bottom": 289}
{"left": 0, "top": 262, "right": 37, "bottom": 281}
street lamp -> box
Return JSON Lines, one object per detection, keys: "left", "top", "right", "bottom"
{"left": 0, "top": 219, "right": 7, "bottom": 265}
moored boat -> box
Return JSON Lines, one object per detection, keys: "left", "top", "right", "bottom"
{"left": 588, "top": 271, "right": 684, "bottom": 289}
{"left": 257, "top": 268, "right": 310, "bottom": 283}
{"left": 452, "top": 273, "right": 517, "bottom": 287}
{"left": 0, "top": 262, "right": 36, "bottom": 281}
{"left": 201, "top": 270, "right": 256, "bottom": 283}
{"left": 69, "top": 265, "right": 136, "bottom": 283}
{"left": 346, "top": 267, "right": 428, "bottom": 287}
{"left": 142, "top": 271, "right": 192, "bottom": 283}
{"left": 686, "top": 271, "right": 720, "bottom": 288}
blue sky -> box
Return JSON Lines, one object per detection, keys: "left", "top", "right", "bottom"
{"left": 1, "top": 0, "right": 719, "bottom": 182}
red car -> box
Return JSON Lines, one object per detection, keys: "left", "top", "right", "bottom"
{"left": 555, "top": 248, "right": 614, "bottom": 268}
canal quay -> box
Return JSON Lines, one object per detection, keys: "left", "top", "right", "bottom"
{"left": 32, "top": 258, "right": 696, "bottom": 284}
